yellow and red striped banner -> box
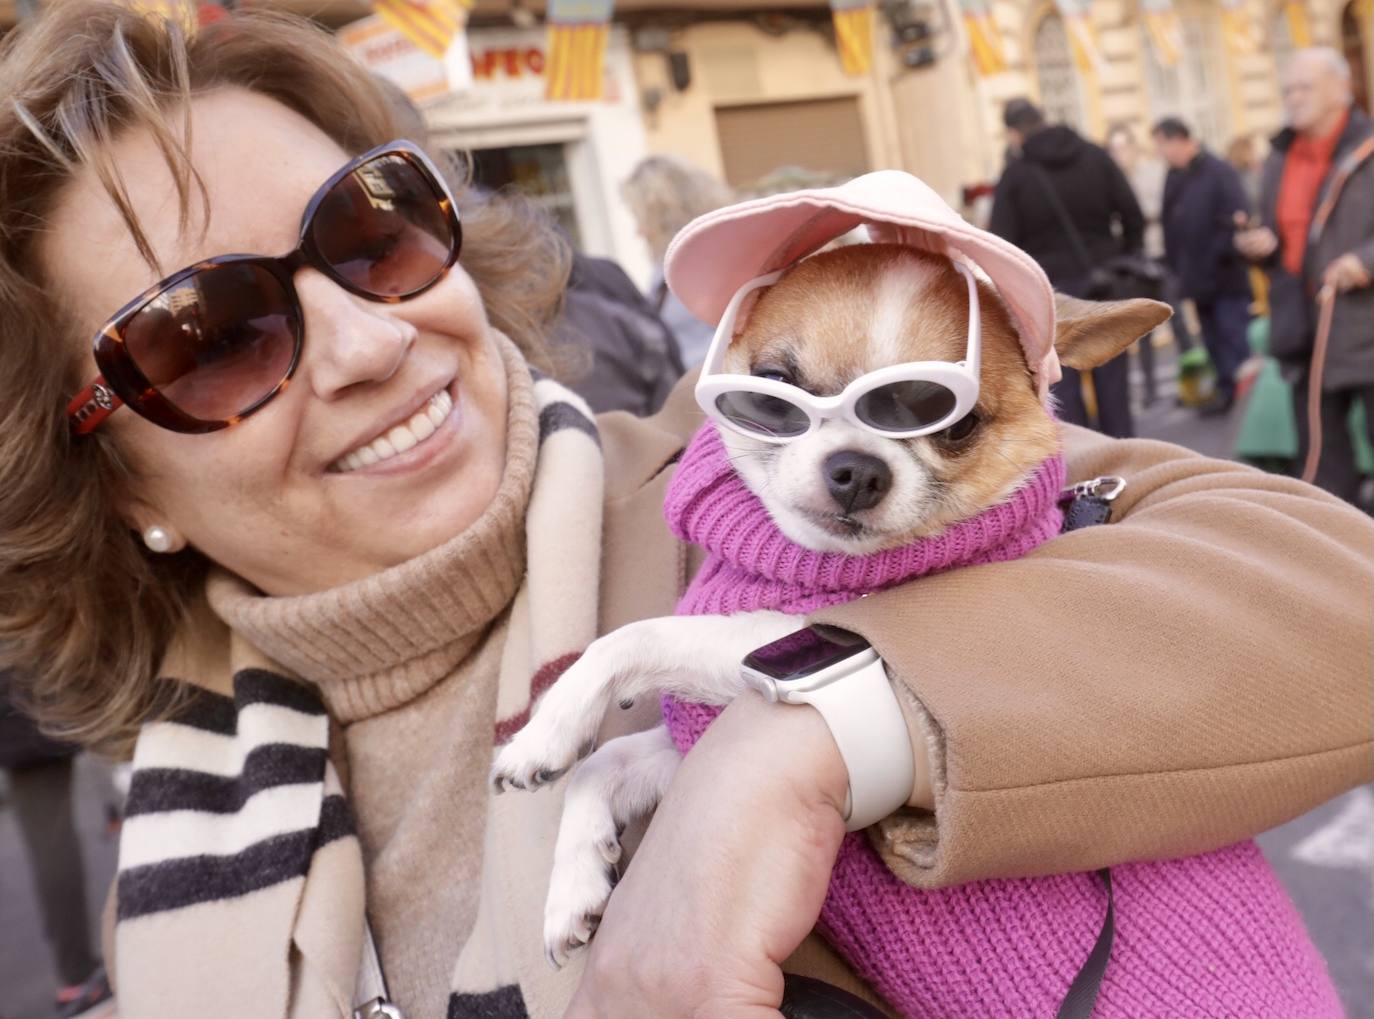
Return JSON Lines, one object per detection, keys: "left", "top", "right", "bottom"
{"left": 373, "top": 0, "right": 470, "bottom": 61}
{"left": 1219, "top": 0, "right": 1261, "bottom": 56}
{"left": 545, "top": 0, "right": 614, "bottom": 100}
{"left": 830, "top": 1, "right": 876, "bottom": 77}
{"left": 1141, "top": 0, "right": 1183, "bottom": 67}
{"left": 545, "top": 23, "right": 610, "bottom": 100}
{"left": 1282, "top": 0, "right": 1312, "bottom": 47}
{"left": 958, "top": 0, "right": 1006, "bottom": 76}
{"left": 1054, "top": 0, "right": 1102, "bottom": 76}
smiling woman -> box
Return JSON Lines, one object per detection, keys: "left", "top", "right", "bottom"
{"left": 0, "top": 5, "right": 1370, "bottom": 1019}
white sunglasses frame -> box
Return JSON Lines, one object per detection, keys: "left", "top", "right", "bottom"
{"left": 695, "top": 258, "right": 983, "bottom": 444}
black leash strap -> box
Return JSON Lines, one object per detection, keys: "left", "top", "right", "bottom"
{"left": 1056, "top": 869, "right": 1116, "bottom": 1019}
{"left": 1052, "top": 478, "right": 1125, "bottom": 1019}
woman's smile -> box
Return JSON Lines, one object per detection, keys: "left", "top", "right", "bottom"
{"left": 328, "top": 378, "right": 459, "bottom": 475}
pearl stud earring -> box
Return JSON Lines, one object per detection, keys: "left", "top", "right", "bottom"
{"left": 143, "top": 525, "right": 175, "bottom": 553}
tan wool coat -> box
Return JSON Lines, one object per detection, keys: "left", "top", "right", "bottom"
{"left": 108, "top": 363, "right": 1374, "bottom": 1019}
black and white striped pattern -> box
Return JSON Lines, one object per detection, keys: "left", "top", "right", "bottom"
{"left": 447, "top": 986, "right": 529, "bottom": 1018}
{"left": 117, "top": 668, "right": 351, "bottom": 920}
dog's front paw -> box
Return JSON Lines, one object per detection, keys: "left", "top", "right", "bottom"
{"left": 490, "top": 671, "right": 608, "bottom": 794}
{"left": 543, "top": 786, "right": 622, "bottom": 969}
{"left": 490, "top": 725, "right": 591, "bottom": 794}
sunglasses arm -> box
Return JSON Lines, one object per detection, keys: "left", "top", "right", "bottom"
{"left": 952, "top": 260, "right": 982, "bottom": 382}
{"left": 67, "top": 378, "right": 123, "bottom": 436}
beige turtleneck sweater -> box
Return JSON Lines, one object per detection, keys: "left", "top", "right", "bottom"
{"left": 210, "top": 343, "right": 539, "bottom": 1019}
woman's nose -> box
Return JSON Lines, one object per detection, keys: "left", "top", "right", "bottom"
{"left": 294, "top": 268, "right": 418, "bottom": 399}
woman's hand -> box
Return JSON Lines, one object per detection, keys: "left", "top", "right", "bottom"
{"left": 566, "top": 691, "right": 849, "bottom": 1019}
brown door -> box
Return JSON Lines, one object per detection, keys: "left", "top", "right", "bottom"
{"left": 1342, "top": 0, "right": 1370, "bottom": 113}
{"left": 714, "top": 97, "right": 870, "bottom": 193}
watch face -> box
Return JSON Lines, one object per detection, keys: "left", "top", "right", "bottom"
{"left": 742, "top": 626, "right": 873, "bottom": 682}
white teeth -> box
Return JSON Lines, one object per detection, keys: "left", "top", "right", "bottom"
{"left": 331, "top": 387, "right": 453, "bottom": 473}
{"left": 387, "top": 425, "right": 417, "bottom": 454}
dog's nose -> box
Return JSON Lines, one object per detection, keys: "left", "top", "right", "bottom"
{"left": 823, "top": 451, "right": 892, "bottom": 513}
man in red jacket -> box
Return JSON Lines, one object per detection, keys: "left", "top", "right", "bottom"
{"left": 1236, "top": 48, "right": 1374, "bottom": 504}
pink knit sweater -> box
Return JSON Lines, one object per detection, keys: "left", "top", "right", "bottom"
{"left": 662, "top": 424, "right": 1340, "bottom": 1018}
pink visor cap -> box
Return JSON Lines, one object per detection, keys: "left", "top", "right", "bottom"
{"left": 663, "top": 169, "right": 1062, "bottom": 401}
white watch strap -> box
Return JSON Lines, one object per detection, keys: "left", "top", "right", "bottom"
{"left": 803, "top": 659, "right": 916, "bottom": 831}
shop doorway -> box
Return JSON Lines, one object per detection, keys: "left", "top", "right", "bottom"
{"left": 469, "top": 143, "right": 583, "bottom": 247}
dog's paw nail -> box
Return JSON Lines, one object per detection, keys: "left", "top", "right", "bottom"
{"left": 508, "top": 777, "right": 526, "bottom": 791}
{"left": 596, "top": 838, "right": 622, "bottom": 864}
{"left": 618, "top": 698, "right": 634, "bottom": 709}
{"left": 544, "top": 946, "right": 563, "bottom": 971}
{"left": 535, "top": 767, "right": 566, "bottom": 785}
{"left": 491, "top": 775, "right": 506, "bottom": 794}
{"left": 614, "top": 821, "right": 626, "bottom": 837}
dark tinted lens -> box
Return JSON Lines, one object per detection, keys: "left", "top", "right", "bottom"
{"left": 123, "top": 263, "right": 298, "bottom": 421}
{"left": 854, "top": 380, "right": 958, "bottom": 432}
{"left": 714, "top": 390, "right": 810, "bottom": 438}
{"left": 311, "top": 152, "right": 456, "bottom": 297}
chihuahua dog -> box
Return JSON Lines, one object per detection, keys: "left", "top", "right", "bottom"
{"left": 491, "top": 243, "right": 1168, "bottom": 967}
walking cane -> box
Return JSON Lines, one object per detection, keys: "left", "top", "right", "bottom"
{"left": 1300, "top": 284, "right": 1338, "bottom": 485}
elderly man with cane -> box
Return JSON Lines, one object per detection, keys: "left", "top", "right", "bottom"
{"left": 1236, "top": 48, "right": 1374, "bottom": 502}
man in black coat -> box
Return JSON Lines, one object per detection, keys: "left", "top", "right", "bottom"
{"left": 990, "top": 99, "right": 1145, "bottom": 437}
{"left": 1154, "top": 117, "right": 1253, "bottom": 414}
{"left": 1236, "top": 48, "right": 1374, "bottom": 503}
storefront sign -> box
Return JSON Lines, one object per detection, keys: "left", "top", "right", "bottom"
{"left": 340, "top": 15, "right": 472, "bottom": 103}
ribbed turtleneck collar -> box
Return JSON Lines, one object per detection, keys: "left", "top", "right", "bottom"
{"left": 664, "top": 424, "right": 1067, "bottom": 617}
{"left": 208, "top": 336, "right": 537, "bottom": 723}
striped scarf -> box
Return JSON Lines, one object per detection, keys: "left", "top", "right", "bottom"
{"left": 113, "top": 349, "right": 607, "bottom": 1019}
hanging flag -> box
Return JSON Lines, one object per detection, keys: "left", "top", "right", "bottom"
{"left": 373, "top": 0, "right": 470, "bottom": 61}
{"left": 1282, "top": 0, "right": 1312, "bottom": 47}
{"left": 829, "top": 0, "right": 876, "bottom": 77}
{"left": 1219, "top": 0, "right": 1260, "bottom": 56}
{"left": 958, "top": 0, "right": 1007, "bottom": 76}
{"left": 1053, "top": 0, "right": 1103, "bottom": 76}
{"left": 1141, "top": 0, "right": 1183, "bottom": 68}
{"left": 545, "top": 0, "right": 613, "bottom": 101}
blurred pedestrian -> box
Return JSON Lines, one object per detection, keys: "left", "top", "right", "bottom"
{"left": 1226, "top": 134, "right": 1264, "bottom": 207}
{"left": 1, "top": 668, "right": 113, "bottom": 1019}
{"left": 1154, "top": 116, "right": 1254, "bottom": 415}
{"left": 555, "top": 251, "right": 685, "bottom": 415}
{"left": 1236, "top": 48, "right": 1374, "bottom": 503}
{"left": 991, "top": 99, "right": 1145, "bottom": 436}
{"left": 621, "top": 155, "right": 733, "bottom": 366}
{"left": 1105, "top": 122, "right": 1169, "bottom": 405}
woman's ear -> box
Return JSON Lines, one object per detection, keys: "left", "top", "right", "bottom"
{"left": 122, "top": 500, "right": 187, "bottom": 554}
{"left": 1053, "top": 294, "right": 1173, "bottom": 371}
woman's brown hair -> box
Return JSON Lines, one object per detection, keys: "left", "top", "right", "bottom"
{"left": 0, "top": 1, "right": 570, "bottom": 757}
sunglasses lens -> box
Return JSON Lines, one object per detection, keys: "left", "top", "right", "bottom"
{"left": 854, "top": 380, "right": 959, "bottom": 433}
{"left": 714, "top": 390, "right": 810, "bottom": 438}
{"left": 311, "top": 152, "right": 457, "bottom": 298}
{"left": 123, "top": 263, "right": 298, "bottom": 422}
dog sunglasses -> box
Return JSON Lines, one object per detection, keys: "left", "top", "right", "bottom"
{"left": 66, "top": 139, "right": 461, "bottom": 436}
{"left": 695, "top": 257, "right": 982, "bottom": 443}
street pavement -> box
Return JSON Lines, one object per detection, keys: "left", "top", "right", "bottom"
{"left": 1, "top": 351, "right": 1369, "bottom": 1018}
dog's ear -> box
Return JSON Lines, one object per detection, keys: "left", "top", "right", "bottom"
{"left": 1052, "top": 294, "right": 1173, "bottom": 370}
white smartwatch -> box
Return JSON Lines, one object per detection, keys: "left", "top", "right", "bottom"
{"left": 741, "top": 625, "right": 915, "bottom": 832}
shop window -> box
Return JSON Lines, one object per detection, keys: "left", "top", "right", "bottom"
{"left": 1144, "top": 4, "right": 1233, "bottom": 150}
{"left": 469, "top": 143, "right": 582, "bottom": 248}
{"left": 1341, "top": 0, "right": 1371, "bottom": 113}
{"left": 713, "top": 97, "right": 870, "bottom": 192}
{"left": 1031, "top": 11, "right": 1088, "bottom": 132}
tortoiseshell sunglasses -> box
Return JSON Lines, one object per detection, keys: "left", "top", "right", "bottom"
{"left": 67, "top": 139, "right": 461, "bottom": 436}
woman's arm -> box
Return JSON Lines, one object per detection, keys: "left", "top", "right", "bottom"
{"left": 814, "top": 424, "right": 1374, "bottom": 888}
{"left": 568, "top": 691, "right": 852, "bottom": 1018}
